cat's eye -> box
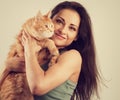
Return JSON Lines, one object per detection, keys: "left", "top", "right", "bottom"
{"left": 45, "top": 25, "right": 48, "bottom": 28}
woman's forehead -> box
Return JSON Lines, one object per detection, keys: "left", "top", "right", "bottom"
{"left": 54, "top": 9, "right": 80, "bottom": 27}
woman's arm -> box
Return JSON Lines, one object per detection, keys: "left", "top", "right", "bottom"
{"left": 22, "top": 32, "right": 82, "bottom": 95}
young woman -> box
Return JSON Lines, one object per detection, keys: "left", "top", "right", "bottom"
{"left": 22, "top": 1, "right": 101, "bottom": 100}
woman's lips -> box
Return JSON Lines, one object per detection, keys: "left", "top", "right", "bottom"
{"left": 55, "top": 33, "right": 66, "bottom": 40}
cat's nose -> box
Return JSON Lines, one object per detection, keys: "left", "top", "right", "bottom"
{"left": 50, "top": 28, "right": 54, "bottom": 33}
{"left": 50, "top": 30, "right": 53, "bottom": 32}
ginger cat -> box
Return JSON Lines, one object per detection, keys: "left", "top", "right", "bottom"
{"left": 0, "top": 11, "right": 59, "bottom": 100}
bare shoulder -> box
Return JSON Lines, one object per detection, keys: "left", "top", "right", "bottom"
{"left": 59, "top": 49, "right": 82, "bottom": 61}
{"left": 56, "top": 49, "right": 82, "bottom": 83}
{"left": 58, "top": 49, "right": 82, "bottom": 70}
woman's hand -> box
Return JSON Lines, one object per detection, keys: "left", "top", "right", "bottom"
{"left": 21, "top": 31, "right": 44, "bottom": 93}
{"left": 21, "top": 31, "right": 42, "bottom": 56}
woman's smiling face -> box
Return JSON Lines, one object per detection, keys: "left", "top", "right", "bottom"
{"left": 51, "top": 9, "right": 81, "bottom": 49}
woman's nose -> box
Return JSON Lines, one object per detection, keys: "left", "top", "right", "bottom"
{"left": 60, "top": 25, "right": 68, "bottom": 35}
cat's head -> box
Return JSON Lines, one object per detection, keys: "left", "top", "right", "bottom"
{"left": 22, "top": 11, "right": 54, "bottom": 40}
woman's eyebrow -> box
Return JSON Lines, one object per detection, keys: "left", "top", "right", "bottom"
{"left": 70, "top": 24, "right": 79, "bottom": 28}
{"left": 57, "top": 16, "right": 65, "bottom": 22}
{"left": 57, "top": 16, "right": 79, "bottom": 28}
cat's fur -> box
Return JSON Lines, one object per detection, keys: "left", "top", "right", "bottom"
{"left": 0, "top": 11, "right": 59, "bottom": 100}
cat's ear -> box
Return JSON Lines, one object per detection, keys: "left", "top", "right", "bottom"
{"left": 44, "top": 10, "right": 51, "bottom": 18}
{"left": 35, "top": 10, "right": 43, "bottom": 21}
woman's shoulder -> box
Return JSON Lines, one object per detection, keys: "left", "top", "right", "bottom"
{"left": 59, "top": 49, "right": 82, "bottom": 83}
{"left": 58, "top": 49, "right": 82, "bottom": 67}
{"left": 60, "top": 49, "right": 82, "bottom": 60}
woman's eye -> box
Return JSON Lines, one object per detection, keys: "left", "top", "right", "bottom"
{"left": 70, "top": 27, "right": 77, "bottom": 31}
{"left": 56, "top": 19, "right": 63, "bottom": 24}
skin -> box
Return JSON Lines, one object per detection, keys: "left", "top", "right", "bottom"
{"left": 22, "top": 9, "right": 82, "bottom": 95}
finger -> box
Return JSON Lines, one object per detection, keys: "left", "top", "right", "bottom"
{"left": 23, "top": 31, "right": 31, "bottom": 41}
{"left": 24, "top": 31, "right": 31, "bottom": 40}
{"left": 21, "top": 31, "right": 26, "bottom": 45}
{"left": 22, "top": 31, "right": 28, "bottom": 39}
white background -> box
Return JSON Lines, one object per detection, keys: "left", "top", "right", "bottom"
{"left": 0, "top": 0, "right": 120, "bottom": 100}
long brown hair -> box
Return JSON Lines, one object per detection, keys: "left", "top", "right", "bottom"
{"left": 51, "top": 1, "right": 101, "bottom": 100}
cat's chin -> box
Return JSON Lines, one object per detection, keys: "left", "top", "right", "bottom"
{"left": 40, "top": 31, "right": 54, "bottom": 38}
